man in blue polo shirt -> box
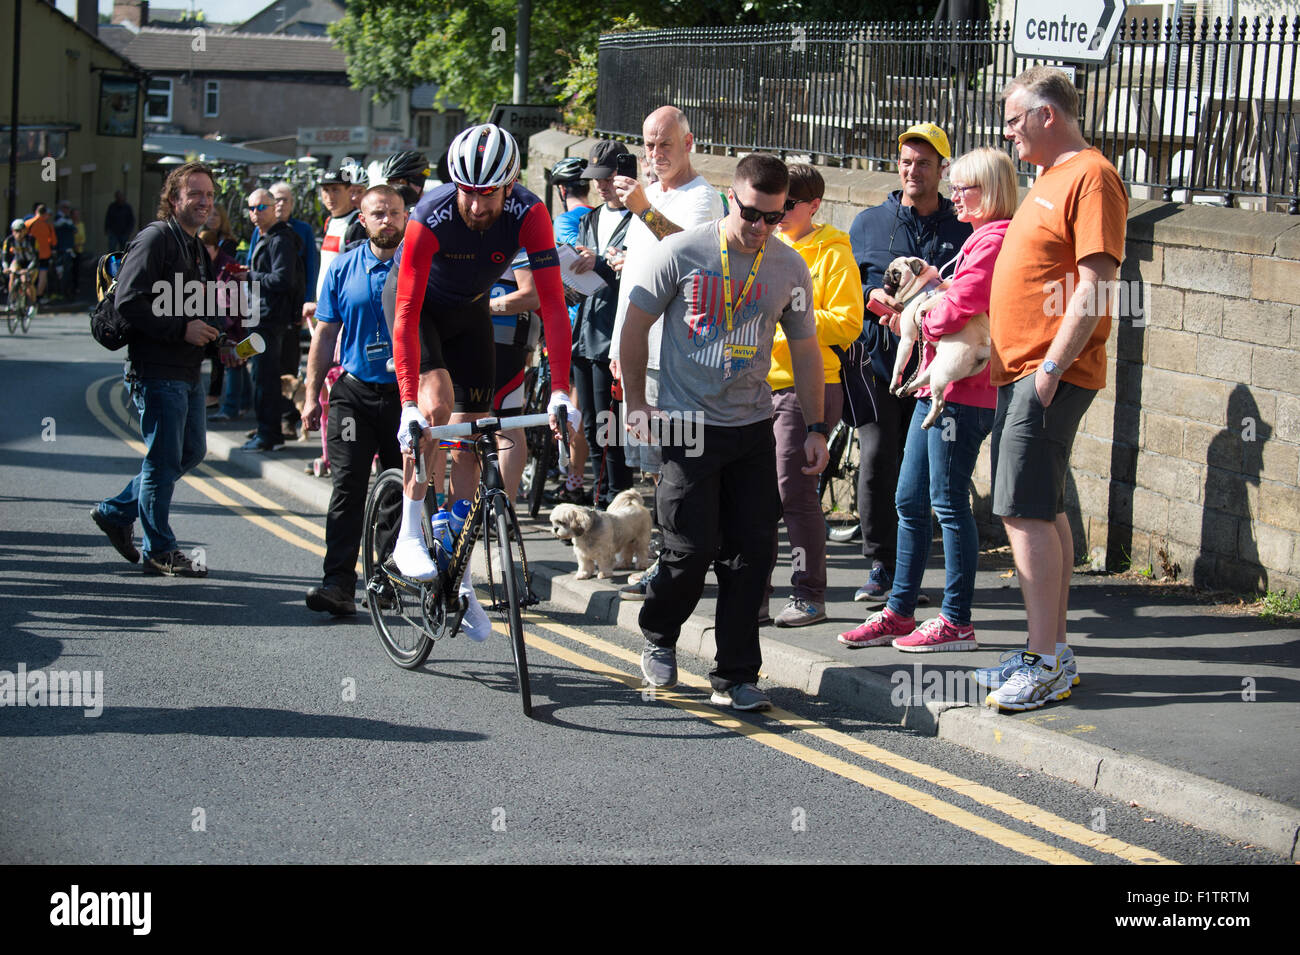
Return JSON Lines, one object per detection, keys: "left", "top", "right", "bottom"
{"left": 301, "top": 184, "right": 407, "bottom": 615}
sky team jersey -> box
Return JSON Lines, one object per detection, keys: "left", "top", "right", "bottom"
{"left": 393, "top": 182, "right": 570, "bottom": 404}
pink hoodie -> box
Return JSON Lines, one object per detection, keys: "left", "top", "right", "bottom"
{"left": 914, "top": 218, "right": 1009, "bottom": 409}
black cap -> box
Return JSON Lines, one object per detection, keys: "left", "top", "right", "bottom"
{"left": 581, "top": 140, "right": 631, "bottom": 179}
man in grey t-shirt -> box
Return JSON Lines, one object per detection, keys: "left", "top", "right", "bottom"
{"left": 620, "top": 154, "right": 830, "bottom": 711}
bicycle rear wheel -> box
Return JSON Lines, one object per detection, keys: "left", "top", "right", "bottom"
{"left": 5, "top": 293, "right": 18, "bottom": 335}
{"left": 20, "top": 296, "right": 32, "bottom": 333}
{"left": 363, "top": 468, "right": 433, "bottom": 669}
{"left": 820, "top": 423, "right": 861, "bottom": 542}
{"left": 492, "top": 494, "right": 532, "bottom": 716}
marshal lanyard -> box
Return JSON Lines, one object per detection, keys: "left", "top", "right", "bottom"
{"left": 718, "top": 221, "right": 765, "bottom": 334}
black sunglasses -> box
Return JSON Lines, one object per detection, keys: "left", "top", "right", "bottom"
{"left": 784, "top": 197, "right": 810, "bottom": 211}
{"left": 731, "top": 194, "right": 786, "bottom": 225}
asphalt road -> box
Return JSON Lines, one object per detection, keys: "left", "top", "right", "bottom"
{"left": 0, "top": 313, "right": 1287, "bottom": 867}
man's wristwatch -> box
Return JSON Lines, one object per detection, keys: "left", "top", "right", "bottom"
{"left": 639, "top": 207, "right": 658, "bottom": 227}
{"left": 807, "top": 422, "right": 830, "bottom": 436}
{"left": 1042, "top": 359, "right": 1065, "bottom": 377}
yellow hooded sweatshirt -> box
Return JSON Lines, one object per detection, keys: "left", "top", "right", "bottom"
{"left": 768, "top": 222, "right": 864, "bottom": 391}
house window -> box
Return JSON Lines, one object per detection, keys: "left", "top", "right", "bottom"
{"left": 146, "top": 78, "right": 172, "bottom": 122}
{"left": 204, "top": 80, "right": 220, "bottom": 118}
{"left": 417, "top": 115, "right": 432, "bottom": 148}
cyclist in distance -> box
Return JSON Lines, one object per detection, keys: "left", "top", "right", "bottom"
{"left": 389, "top": 123, "right": 579, "bottom": 585}
{"left": 3, "top": 218, "right": 38, "bottom": 306}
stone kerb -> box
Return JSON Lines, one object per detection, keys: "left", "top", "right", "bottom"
{"left": 529, "top": 132, "right": 1300, "bottom": 593}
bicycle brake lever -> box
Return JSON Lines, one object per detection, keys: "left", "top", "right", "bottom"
{"left": 410, "top": 421, "right": 425, "bottom": 485}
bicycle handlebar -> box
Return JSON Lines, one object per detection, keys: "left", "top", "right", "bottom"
{"left": 424, "top": 412, "right": 552, "bottom": 441}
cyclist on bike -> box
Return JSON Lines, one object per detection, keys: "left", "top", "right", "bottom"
{"left": 3, "top": 219, "right": 38, "bottom": 308}
{"left": 388, "top": 123, "right": 578, "bottom": 585}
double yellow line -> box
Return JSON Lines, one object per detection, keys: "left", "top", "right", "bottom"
{"left": 89, "top": 376, "right": 1176, "bottom": 865}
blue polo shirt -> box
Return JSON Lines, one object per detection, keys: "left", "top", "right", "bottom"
{"left": 314, "top": 241, "right": 396, "bottom": 384}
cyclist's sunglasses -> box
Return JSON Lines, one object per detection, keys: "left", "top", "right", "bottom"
{"left": 247, "top": 203, "right": 270, "bottom": 212}
{"left": 457, "top": 184, "right": 502, "bottom": 197}
{"left": 730, "top": 193, "right": 786, "bottom": 225}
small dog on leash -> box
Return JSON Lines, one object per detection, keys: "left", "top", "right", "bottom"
{"left": 550, "top": 489, "right": 653, "bottom": 580}
{"left": 280, "top": 374, "right": 309, "bottom": 441}
{"left": 883, "top": 256, "right": 991, "bottom": 430}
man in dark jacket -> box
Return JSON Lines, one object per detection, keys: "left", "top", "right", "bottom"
{"left": 572, "top": 140, "right": 635, "bottom": 505}
{"left": 243, "top": 187, "right": 305, "bottom": 451}
{"left": 105, "top": 190, "right": 135, "bottom": 251}
{"left": 845, "top": 123, "right": 971, "bottom": 603}
{"left": 91, "top": 162, "right": 222, "bottom": 577}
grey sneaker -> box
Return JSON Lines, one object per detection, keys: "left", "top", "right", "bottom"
{"left": 640, "top": 641, "right": 677, "bottom": 688}
{"left": 711, "top": 682, "right": 771, "bottom": 711}
{"left": 974, "top": 646, "right": 1079, "bottom": 690}
{"left": 984, "top": 653, "right": 1072, "bottom": 712}
{"left": 774, "top": 597, "right": 826, "bottom": 628}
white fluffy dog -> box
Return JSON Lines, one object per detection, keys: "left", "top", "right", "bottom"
{"left": 550, "top": 489, "right": 653, "bottom": 579}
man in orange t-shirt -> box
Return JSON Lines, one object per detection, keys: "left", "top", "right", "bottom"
{"left": 24, "top": 203, "right": 58, "bottom": 300}
{"left": 981, "top": 66, "right": 1127, "bottom": 713}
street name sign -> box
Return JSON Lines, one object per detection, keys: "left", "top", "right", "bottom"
{"left": 488, "top": 104, "right": 561, "bottom": 148}
{"left": 1012, "top": 0, "right": 1128, "bottom": 64}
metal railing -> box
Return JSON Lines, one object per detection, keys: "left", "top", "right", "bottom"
{"left": 596, "top": 17, "right": 1300, "bottom": 213}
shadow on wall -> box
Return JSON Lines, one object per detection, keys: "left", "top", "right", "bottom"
{"left": 1196, "top": 383, "right": 1269, "bottom": 592}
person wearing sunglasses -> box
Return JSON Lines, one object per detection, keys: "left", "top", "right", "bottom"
{"left": 844, "top": 122, "right": 972, "bottom": 609}
{"left": 620, "top": 153, "right": 829, "bottom": 713}
{"left": 242, "top": 188, "right": 306, "bottom": 452}
{"left": 384, "top": 123, "right": 579, "bottom": 587}
{"left": 762, "top": 163, "right": 864, "bottom": 628}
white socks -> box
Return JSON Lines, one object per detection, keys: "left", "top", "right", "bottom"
{"left": 393, "top": 494, "right": 436, "bottom": 580}
{"left": 460, "top": 579, "right": 490, "bottom": 641}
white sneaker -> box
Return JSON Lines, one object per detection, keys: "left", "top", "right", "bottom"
{"left": 984, "top": 653, "right": 1072, "bottom": 712}
{"left": 459, "top": 581, "right": 490, "bottom": 642}
{"left": 974, "top": 645, "right": 1079, "bottom": 690}
{"left": 393, "top": 538, "right": 437, "bottom": 581}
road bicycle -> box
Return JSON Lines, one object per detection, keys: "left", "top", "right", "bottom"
{"left": 6, "top": 270, "right": 36, "bottom": 334}
{"left": 818, "top": 419, "right": 861, "bottom": 542}
{"left": 362, "top": 411, "right": 554, "bottom": 717}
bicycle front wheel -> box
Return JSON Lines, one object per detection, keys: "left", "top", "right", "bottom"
{"left": 5, "top": 297, "right": 17, "bottom": 335}
{"left": 820, "top": 423, "right": 862, "bottom": 543}
{"left": 20, "top": 297, "right": 32, "bottom": 333}
{"left": 492, "top": 495, "right": 532, "bottom": 717}
{"left": 363, "top": 468, "right": 432, "bottom": 669}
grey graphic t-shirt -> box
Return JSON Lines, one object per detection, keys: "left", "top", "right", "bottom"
{"left": 628, "top": 220, "right": 814, "bottom": 427}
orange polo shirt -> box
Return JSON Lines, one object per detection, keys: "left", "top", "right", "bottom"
{"left": 988, "top": 148, "right": 1127, "bottom": 390}
{"left": 24, "top": 216, "right": 57, "bottom": 260}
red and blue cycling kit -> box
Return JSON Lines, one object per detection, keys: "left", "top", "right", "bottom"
{"left": 392, "top": 182, "right": 571, "bottom": 412}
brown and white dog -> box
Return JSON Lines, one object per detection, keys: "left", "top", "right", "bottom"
{"left": 550, "top": 489, "right": 653, "bottom": 580}
{"left": 884, "top": 256, "right": 991, "bottom": 430}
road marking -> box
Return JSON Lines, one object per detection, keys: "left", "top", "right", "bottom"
{"left": 508, "top": 622, "right": 1087, "bottom": 865}
{"left": 518, "top": 613, "right": 1176, "bottom": 866}
{"left": 87, "top": 377, "right": 326, "bottom": 558}
{"left": 89, "top": 376, "right": 1171, "bottom": 865}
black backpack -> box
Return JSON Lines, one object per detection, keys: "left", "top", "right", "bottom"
{"left": 89, "top": 249, "right": 131, "bottom": 351}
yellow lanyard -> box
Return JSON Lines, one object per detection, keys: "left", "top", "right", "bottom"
{"left": 718, "top": 221, "right": 765, "bottom": 334}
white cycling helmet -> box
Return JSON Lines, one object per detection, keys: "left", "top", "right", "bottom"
{"left": 10, "top": 218, "right": 25, "bottom": 231}
{"left": 447, "top": 124, "right": 520, "bottom": 190}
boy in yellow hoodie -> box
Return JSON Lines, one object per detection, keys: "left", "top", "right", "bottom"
{"left": 764, "top": 164, "right": 864, "bottom": 626}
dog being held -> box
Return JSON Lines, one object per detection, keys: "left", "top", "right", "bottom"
{"left": 883, "top": 256, "right": 990, "bottom": 430}
{"left": 550, "top": 489, "right": 653, "bottom": 579}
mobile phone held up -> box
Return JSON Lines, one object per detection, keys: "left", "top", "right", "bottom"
{"left": 615, "top": 151, "right": 639, "bottom": 178}
{"left": 866, "top": 296, "right": 899, "bottom": 319}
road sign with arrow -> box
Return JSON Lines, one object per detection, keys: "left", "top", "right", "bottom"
{"left": 1012, "top": 0, "right": 1128, "bottom": 64}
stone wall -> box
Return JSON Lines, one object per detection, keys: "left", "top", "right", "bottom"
{"left": 530, "top": 129, "right": 1300, "bottom": 594}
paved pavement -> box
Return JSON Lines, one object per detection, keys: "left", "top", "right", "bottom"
{"left": 201, "top": 402, "right": 1300, "bottom": 861}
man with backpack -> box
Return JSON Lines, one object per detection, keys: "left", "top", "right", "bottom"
{"left": 91, "top": 161, "right": 223, "bottom": 577}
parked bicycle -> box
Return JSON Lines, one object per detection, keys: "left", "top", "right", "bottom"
{"left": 819, "top": 419, "right": 861, "bottom": 542}
{"left": 362, "top": 411, "right": 554, "bottom": 717}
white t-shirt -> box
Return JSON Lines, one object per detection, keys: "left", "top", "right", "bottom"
{"left": 317, "top": 210, "right": 358, "bottom": 299}
{"left": 594, "top": 204, "right": 630, "bottom": 256}
{"left": 610, "top": 173, "right": 725, "bottom": 369}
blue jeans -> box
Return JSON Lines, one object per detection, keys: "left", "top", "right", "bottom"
{"left": 887, "top": 398, "right": 994, "bottom": 626}
{"left": 218, "top": 363, "right": 252, "bottom": 417}
{"left": 99, "top": 375, "right": 207, "bottom": 559}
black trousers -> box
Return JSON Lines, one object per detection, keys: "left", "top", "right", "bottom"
{"left": 856, "top": 387, "right": 914, "bottom": 567}
{"left": 571, "top": 353, "right": 632, "bottom": 499}
{"left": 323, "top": 373, "right": 404, "bottom": 591}
{"left": 250, "top": 324, "right": 287, "bottom": 445}
{"left": 640, "top": 420, "right": 781, "bottom": 690}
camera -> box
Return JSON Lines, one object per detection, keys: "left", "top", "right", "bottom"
{"left": 615, "top": 151, "right": 639, "bottom": 178}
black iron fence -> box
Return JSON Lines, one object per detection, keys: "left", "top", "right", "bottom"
{"left": 596, "top": 18, "right": 1300, "bottom": 213}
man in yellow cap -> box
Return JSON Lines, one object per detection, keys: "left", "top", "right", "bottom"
{"left": 839, "top": 122, "right": 972, "bottom": 622}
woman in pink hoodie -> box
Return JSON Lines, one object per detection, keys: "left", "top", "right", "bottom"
{"left": 839, "top": 147, "right": 1018, "bottom": 651}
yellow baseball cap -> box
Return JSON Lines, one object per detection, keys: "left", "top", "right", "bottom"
{"left": 898, "top": 122, "right": 951, "bottom": 159}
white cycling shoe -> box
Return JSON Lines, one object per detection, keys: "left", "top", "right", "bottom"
{"left": 460, "top": 581, "right": 490, "bottom": 641}
{"left": 393, "top": 538, "right": 438, "bottom": 581}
